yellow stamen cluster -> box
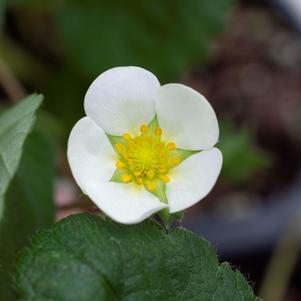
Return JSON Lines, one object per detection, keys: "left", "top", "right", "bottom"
{"left": 114, "top": 124, "right": 180, "bottom": 191}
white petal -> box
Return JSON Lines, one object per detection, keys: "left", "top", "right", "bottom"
{"left": 167, "top": 148, "right": 222, "bottom": 213}
{"left": 85, "top": 182, "right": 167, "bottom": 224}
{"left": 156, "top": 84, "right": 219, "bottom": 150}
{"left": 67, "top": 117, "right": 116, "bottom": 194}
{"left": 84, "top": 66, "right": 160, "bottom": 135}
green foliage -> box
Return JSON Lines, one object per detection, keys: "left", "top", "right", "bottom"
{"left": 41, "top": 70, "right": 86, "bottom": 139}
{"left": 5, "top": 0, "right": 234, "bottom": 139}
{"left": 219, "top": 121, "right": 270, "bottom": 184}
{"left": 55, "top": 0, "right": 234, "bottom": 82}
{"left": 0, "top": 95, "right": 55, "bottom": 301}
{"left": 0, "top": 0, "right": 5, "bottom": 34}
{"left": 35, "top": 110, "right": 64, "bottom": 147}
{"left": 15, "top": 213, "right": 259, "bottom": 301}
{"left": 0, "top": 4, "right": 262, "bottom": 300}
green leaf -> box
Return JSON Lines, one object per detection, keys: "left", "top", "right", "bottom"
{"left": 219, "top": 120, "right": 270, "bottom": 184}
{"left": 15, "top": 213, "right": 260, "bottom": 301}
{"left": 0, "top": 95, "right": 55, "bottom": 301}
{"left": 54, "top": 0, "right": 234, "bottom": 82}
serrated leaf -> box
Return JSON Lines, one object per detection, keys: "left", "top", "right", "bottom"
{"left": 0, "top": 95, "right": 55, "bottom": 301}
{"left": 15, "top": 213, "right": 259, "bottom": 301}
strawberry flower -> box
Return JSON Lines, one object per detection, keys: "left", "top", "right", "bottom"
{"left": 67, "top": 66, "right": 222, "bottom": 224}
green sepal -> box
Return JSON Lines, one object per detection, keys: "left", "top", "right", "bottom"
{"left": 158, "top": 210, "right": 184, "bottom": 226}
{"left": 106, "top": 134, "right": 125, "bottom": 148}
{"left": 109, "top": 168, "right": 126, "bottom": 183}
{"left": 147, "top": 115, "right": 159, "bottom": 135}
{"left": 170, "top": 148, "right": 200, "bottom": 164}
{"left": 145, "top": 178, "right": 168, "bottom": 204}
{"left": 173, "top": 211, "right": 184, "bottom": 222}
{"left": 157, "top": 208, "right": 173, "bottom": 225}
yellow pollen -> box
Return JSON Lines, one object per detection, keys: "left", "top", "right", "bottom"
{"left": 134, "top": 171, "right": 142, "bottom": 177}
{"left": 114, "top": 122, "right": 180, "bottom": 186}
{"left": 136, "top": 177, "right": 143, "bottom": 185}
{"left": 140, "top": 124, "right": 148, "bottom": 134}
{"left": 167, "top": 142, "right": 176, "bottom": 151}
{"left": 159, "top": 175, "right": 170, "bottom": 183}
{"left": 159, "top": 151, "right": 165, "bottom": 158}
{"left": 122, "top": 174, "right": 131, "bottom": 183}
{"left": 122, "top": 133, "right": 131, "bottom": 141}
{"left": 146, "top": 182, "right": 156, "bottom": 192}
{"left": 154, "top": 127, "right": 162, "bottom": 136}
{"left": 171, "top": 157, "right": 181, "bottom": 166}
{"left": 147, "top": 170, "right": 155, "bottom": 179}
{"left": 116, "top": 160, "right": 125, "bottom": 169}
{"left": 115, "top": 143, "right": 124, "bottom": 154}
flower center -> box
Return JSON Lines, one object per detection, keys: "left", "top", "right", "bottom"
{"left": 114, "top": 123, "right": 179, "bottom": 191}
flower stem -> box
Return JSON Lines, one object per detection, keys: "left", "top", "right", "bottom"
{"left": 259, "top": 208, "right": 301, "bottom": 301}
{"left": 0, "top": 58, "right": 26, "bottom": 102}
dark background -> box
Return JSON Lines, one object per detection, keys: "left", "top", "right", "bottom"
{"left": 1, "top": 0, "right": 301, "bottom": 300}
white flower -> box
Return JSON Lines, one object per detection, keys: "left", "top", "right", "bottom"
{"left": 67, "top": 66, "right": 222, "bottom": 224}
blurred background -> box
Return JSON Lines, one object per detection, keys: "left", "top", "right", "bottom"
{"left": 1, "top": 0, "right": 301, "bottom": 300}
